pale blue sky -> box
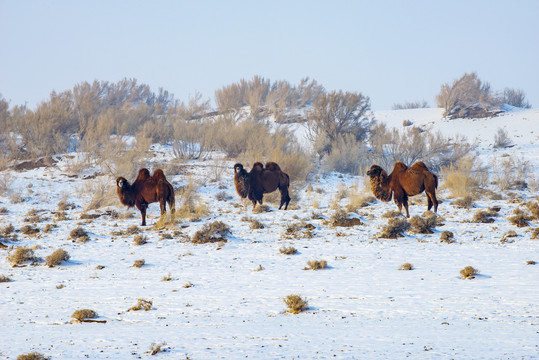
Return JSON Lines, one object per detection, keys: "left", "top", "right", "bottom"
{"left": 1, "top": 0, "right": 538, "bottom": 110}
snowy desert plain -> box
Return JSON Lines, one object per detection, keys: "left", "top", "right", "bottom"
{"left": 0, "top": 107, "right": 538, "bottom": 360}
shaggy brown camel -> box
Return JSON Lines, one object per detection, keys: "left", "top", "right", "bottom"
{"left": 366, "top": 161, "right": 438, "bottom": 217}
{"left": 116, "top": 168, "right": 175, "bottom": 226}
{"left": 233, "top": 162, "right": 291, "bottom": 210}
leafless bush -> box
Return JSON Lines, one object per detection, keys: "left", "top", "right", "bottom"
{"left": 436, "top": 72, "right": 501, "bottom": 118}
{"left": 133, "top": 234, "right": 148, "bottom": 245}
{"left": 70, "top": 226, "right": 89, "bottom": 243}
{"left": 321, "top": 134, "right": 370, "bottom": 174}
{"left": 279, "top": 246, "right": 297, "bottom": 255}
{"left": 441, "top": 156, "right": 487, "bottom": 198}
{"left": 304, "top": 260, "right": 328, "bottom": 270}
{"left": 16, "top": 352, "right": 50, "bottom": 360}
{"left": 378, "top": 218, "right": 410, "bottom": 238}
{"left": 45, "top": 249, "right": 70, "bottom": 267}
{"left": 409, "top": 211, "right": 438, "bottom": 234}
{"left": 192, "top": 221, "right": 231, "bottom": 244}
{"left": 491, "top": 155, "right": 530, "bottom": 191}
{"left": 71, "top": 309, "right": 98, "bottom": 322}
{"left": 503, "top": 88, "right": 531, "bottom": 108}
{"left": 460, "top": 266, "right": 479, "bottom": 279}
{"left": 283, "top": 294, "right": 308, "bottom": 314}
{"left": 472, "top": 210, "right": 496, "bottom": 223}
{"left": 129, "top": 298, "right": 153, "bottom": 311}
{"left": 83, "top": 177, "right": 118, "bottom": 211}
{"left": 306, "top": 90, "right": 372, "bottom": 157}
{"left": 493, "top": 127, "right": 512, "bottom": 148}
{"left": 369, "top": 122, "right": 473, "bottom": 172}
{"left": 440, "top": 231, "right": 455, "bottom": 243}
{"left": 508, "top": 208, "right": 531, "bottom": 227}
{"left": 8, "top": 246, "right": 36, "bottom": 266}
{"left": 392, "top": 100, "right": 429, "bottom": 110}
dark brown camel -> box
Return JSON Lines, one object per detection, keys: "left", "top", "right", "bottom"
{"left": 234, "top": 162, "right": 291, "bottom": 210}
{"left": 366, "top": 161, "right": 438, "bottom": 217}
{"left": 116, "top": 168, "right": 175, "bottom": 226}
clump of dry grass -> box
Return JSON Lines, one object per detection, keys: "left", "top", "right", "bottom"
{"left": 501, "top": 230, "right": 518, "bottom": 243}
{"left": 440, "top": 230, "right": 455, "bottom": 243}
{"left": 532, "top": 228, "right": 539, "bottom": 239}
{"left": 133, "top": 234, "right": 148, "bottom": 246}
{"left": 526, "top": 201, "right": 539, "bottom": 220}
{"left": 20, "top": 225, "right": 40, "bottom": 237}
{"left": 526, "top": 260, "right": 536, "bottom": 265}
{"left": 460, "top": 266, "right": 479, "bottom": 279}
{"left": 71, "top": 309, "right": 98, "bottom": 322}
{"left": 148, "top": 342, "right": 168, "bottom": 355}
{"left": 0, "top": 207, "right": 7, "bottom": 214}
{"left": 16, "top": 352, "right": 50, "bottom": 360}
{"left": 283, "top": 294, "right": 308, "bottom": 314}
{"left": 132, "top": 259, "right": 145, "bottom": 268}
{"left": 471, "top": 210, "right": 496, "bottom": 224}
{"left": 329, "top": 208, "right": 362, "bottom": 227}
{"left": 508, "top": 208, "right": 531, "bottom": 227}
{"left": 57, "top": 198, "right": 76, "bottom": 211}
{"left": 409, "top": 211, "right": 438, "bottom": 234}
{"left": 378, "top": 218, "right": 410, "bottom": 239}
{"left": 304, "top": 259, "right": 327, "bottom": 270}
{"left": 249, "top": 219, "right": 265, "bottom": 229}
{"left": 345, "top": 182, "right": 375, "bottom": 212}
{"left": 382, "top": 210, "right": 402, "bottom": 219}
{"left": 441, "top": 156, "right": 486, "bottom": 198}
{"left": 452, "top": 196, "right": 474, "bottom": 209}
{"left": 183, "top": 281, "right": 194, "bottom": 288}
{"left": 55, "top": 211, "right": 68, "bottom": 221}
{"left": 129, "top": 298, "right": 153, "bottom": 311}
{"left": 45, "top": 249, "right": 70, "bottom": 267}
{"left": 2, "top": 223, "right": 15, "bottom": 236}
{"left": 192, "top": 221, "right": 231, "bottom": 244}
{"left": 398, "top": 262, "right": 413, "bottom": 270}
{"left": 252, "top": 204, "right": 271, "bottom": 214}
{"left": 8, "top": 246, "right": 36, "bottom": 266}
{"left": 0, "top": 274, "right": 12, "bottom": 282}
{"left": 161, "top": 273, "right": 174, "bottom": 281}
{"left": 70, "top": 226, "right": 89, "bottom": 243}
{"left": 125, "top": 225, "right": 140, "bottom": 235}
{"left": 174, "top": 180, "right": 209, "bottom": 220}
{"left": 279, "top": 246, "right": 297, "bottom": 255}
{"left": 283, "top": 222, "right": 314, "bottom": 239}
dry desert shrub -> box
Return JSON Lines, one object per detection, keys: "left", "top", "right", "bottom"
{"left": 83, "top": 178, "right": 118, "bottom": 211}
{"left": 249, "top": 219, "right": 265, "bottom": 229}
{"left": 526, "top": 260, "right": 536, "bottom": 265}
{"left": 284, "top": 294, "right": 308, "bottom": 314}
{"left": 398, "top": 262, "right": 413, "bottom": 270}
{"left": 183, "top": 281, "right": 194, "bottom": 288}
{"left": 252, "top": 204, "right": 271, "bottom": 213}
{"left": 70, "top": 226, "right": 89, "bottom": 243}
{"left": 0, "top": 206, "right": 7, "bottom": 214}
{"left": 491, "top": 155, "right": 530, "bottom": 191}
{"left": 382, "top": 210, "right": 402, "bottom": 219}
{"left": 133, "top": 234, "right": 148, "bottom": 245}
{"left": 440, "top": 230, "right": 455, "bottom": 243}
{"left": 471, "top": 210, "right": 496, "bottom": 224}
{"left": 508, "top": 208, "right": 531, "bottom": 227}
{"left": 379, "top": 218, "right": 410, "bottom": 239}
{"left": 304, "top": 259, "right": 327, "bottom": 270}
{"left": 174, "top": 180, "right": 209, "bottom": 220}
{"left": 129, "top": 298, "right": 153, "bottom": 311}
{"left": 329, "top": 208, "right": 362, "bottom": 227}
{"left": 148, "top": 342, "right": 168, "bottom": 355}
{"left": 215, "top": 191, "right": 231, "bottom": 202}
{"left": 409, "top": 211, "right": 438, "bottom": 234}
{"left": 532, "top": 228, "right": 539, "bottom": 239}
{"left": 161, "top": 273, "right": 174, "bottom": 281}
{"left": 8, "top": 246, "right": 36, "bottom": 266}
{"left": 192, "top": 221, "right": 231, "bottom": 244}
{"left": 20, "top": 225, "right": 40, "bottom": 237}
{"left": 16, "top": 353, "right": 50, "bottom": 360}
{"left": 0, "top": 274, "right": 12, "bottom": 282}
{"left": 279, "top": 246, "right": 297, "bottom": 255}
{"left": 452, "top": 196, "right": 474, "bottom": 209}
{"left": 501, "top": 230, "right": 518, "bottom": 243}
{"left": 71, "top": 309, "right": 98, "bottom": 322}
{"left": 460, "top": 266, "right": 479, "bottom": 279}
{"left": 283, "top": 222, "right": 314, "bottom": 239}
{"left": 45, "top": 249, "right": 70, "bottom": 267}
{"left": 132, "top": 259, "right": 145, "bottom": 268}
{"left": 441, "top": 156, "right": 486, "bottom": 198}
{"left": 525, "top": 201, "right": 539, "bottom": 220}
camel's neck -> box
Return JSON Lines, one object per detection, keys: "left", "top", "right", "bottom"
{"left": 370, "top": 174, "right": 392, "bottom": 202}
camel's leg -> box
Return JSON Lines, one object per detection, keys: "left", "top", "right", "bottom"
{"left": 427, "top": 191, "right": 438, "bottom": 213}
{"left": 427, "top": 195, "right": 433, "bottom": 211}
{"left": 279, "top": 189, "right": 291, "bottom": 210}
{"left": 140, "top": 206, "right": 147, "bottom": 226}
{"left": 403, "top": 201, "right": 410, "bottom": 218}
{"left": 160, "top": 199, "right": 166, "bottom": 215}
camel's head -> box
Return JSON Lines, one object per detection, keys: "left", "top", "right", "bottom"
{"left": 116, "top": 177, "right": 128, "bottom": 189}
{"left": 366, "top": 165, "right": 384, "bottom": 178}
{"left": 234, "top": 163, "right": 244, "bottom": 174}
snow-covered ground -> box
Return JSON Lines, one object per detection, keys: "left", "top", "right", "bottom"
{"left": 1, "top": 108, "right": 538, "bottom": 359}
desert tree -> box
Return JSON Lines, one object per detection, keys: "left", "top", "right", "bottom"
{"left": 306, "top": 90, "right": 373, "bottom": 156}
{"left": 503, "top": 88, "right": 531, "bottom": 108}
{"left": 436, "top": 72, "right": 501, "bottom": 118}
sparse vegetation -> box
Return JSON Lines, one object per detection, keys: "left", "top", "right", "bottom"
{"left": 283, "top": 294, "right": 308, "bottom": 314}
{"left": 249, "top": 219, "right": 265, "bottom": 229}
{"left": 132, "top": 259, "right": 145, "bottom": 268}
{"left": 8, "top": 246, "right": 36, "bottom": 266}
{"left": 192, "top": 221, "right": 231, "bottom": 244}
{"left": 379, "top": 218, "right": 410, "bottom": 239}
{"left": 16, "top": 353, "right": 50, "bottom": 360}
{"left": 472, "top": 210, "right": 496, "bottom": 224}
{"left": 398, "top": 263, "right": 413, "bottom": 270}
{"left": 304, "top": 260, "right": 327, "bottom": 270}
{"left": 460, "top": 266, "right": 479, "bottom": 279}
{"left": 70, "top": 226, "right": 89, "bottom": 243}
{"left": 45, "top": 249, "right": 70, "bottom": 267}
{"left": 71, "top": 309, "right": 98, "bottom": 322}
{"left": 133, "top": 234, "right": 148, "bottom": 245}
{"left": 129, "top": 298, "right": 153, "bottom": 311}
{"left": 329, "top": 208, "right": 362, "bottom": 227}
{"left": 0, "top": 274, "right": 12, "bottom": 282}
{"left": 148, "top": 342, "right": 168, "bottom": 355}
{"left": 508, "top": 208, "right": 530, "bottom": 227}
{"left": 279, "top": 246, "right": 297, "bottom": 255}
{"left": 440, "top": 231, "right": 455, "bottom": 243}
{"left": 409, "top": 211, "right": 438, "bottom": 234}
